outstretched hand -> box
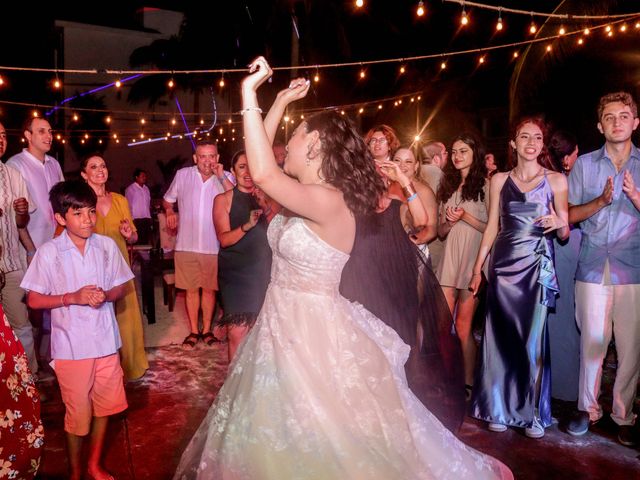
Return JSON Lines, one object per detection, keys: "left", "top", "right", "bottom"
{"left": 377, "top": 160, "right": 406, "bottom": 185}
{"left": 242, "top": 56, "right": 273, "bottom": 94}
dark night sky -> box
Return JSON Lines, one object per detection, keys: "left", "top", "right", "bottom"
{"left": 1, "top": 0, "right": 639, "bottom": 163}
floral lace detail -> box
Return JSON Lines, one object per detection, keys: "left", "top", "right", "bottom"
{"left": 174, "top": 215, "right": 511, "bottom": 480}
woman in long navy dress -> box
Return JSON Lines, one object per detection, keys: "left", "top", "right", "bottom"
{"left": 469, "top": 117, "right": 569, "bottom": 438}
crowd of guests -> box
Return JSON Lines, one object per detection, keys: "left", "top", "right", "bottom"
{"left": 0, "top": 88, "right": 638, "bottom": 478}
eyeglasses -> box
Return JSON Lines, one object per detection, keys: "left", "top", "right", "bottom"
{"left": 368, "top": 137, "right": 388, "bottom": 145}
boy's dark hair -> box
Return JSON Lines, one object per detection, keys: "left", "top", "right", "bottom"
{"left": 50, "top": 180, "right": 97, "bottom": 216}
{"left": 133, "top": 168, "right": 146, "bottom": 178}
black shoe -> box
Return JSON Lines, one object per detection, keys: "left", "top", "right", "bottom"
{"left": 617, "top": 425, "right": 638, "bottom": 447}
{"left": 567, "top": 410, "right": 590, "bottom": 436}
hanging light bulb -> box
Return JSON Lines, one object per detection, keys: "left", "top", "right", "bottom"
{"left": 496, "top": 10, "right": 503, "bottom": 31}
{"left": 577, "top": 37, "right": 584, "bottom": 45}
{"left": 171, "top": 118, "right": 176, "bottom": 125}
{"left": 227, "top": 118, "right": 232, "bottom": 124}
{"left": 416, "top": 1, "right": 425, "bottom": 17}
{"left": 399, "top": 65, "right": 406, "bottom": 74}
{"left": 355, "top": 0, "right": 364, "bottom": 7}
{"left": 105, "top": 116, "right": 111, "bottom": 124}
{"left": 605, "top": 25, "right": 612, "bottom": 33}
{"left": 620, "top": 24, "right": 627, "bottom": 32}
{"left": 115, "top": 80, "right": 122, "bottom": 88}
{"left": 219, "top": 75, "right": 225, "bottom": 88}
{"left": 635, "top": 22, "right": 640, "bottom": 29}
{"left": 460, "top": 7, "right": 469, "bottom": 26}
{"left": 359, "top": 69, "right": 366, "bottom": 79}
{"left": 529, "top": 22, "right": 537, "bottom": 34}
{"left": 377, "top": 104, "right": 383, "bottom": 110}
{"left": 546, "top": 44, "right": 552, "bottom": 52}
{"left": 72, "top": 113, "right": 79, "bottom": 122}
{"left": 32, "top": 110, "right": 39, "bottom": 118}
{"left": 53, "top": 78, "right": 62, "bottom": 89}
{"left": 440, "top": 61, "right": 447, "bottom": 70}
{"left": 358, "top": 107, "right": 364, "bottom": 114}
{"left": 513, "top": 51, "right": 519, "bottom": 58}
{"left": 140, "top": 118, "right": 146, "bottom": 125}
{"left": 314, "top": 69, "right": 320, "bottom": 83}
{"left": 478, "top": 55, "right": 485, "bottom": 65}
{"left": 0, "top": 75, "right": 5, "bottom": 86}
{"left": 558, "top": 26, "right": 566, "bottom": 35}
{"left": 168, "top": 78, "right": 174, "bottom": 88}
{"left": 584, "top": 28, "right": 591, "bottom": 35}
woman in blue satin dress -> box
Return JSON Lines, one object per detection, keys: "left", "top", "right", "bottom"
{"left": 469, "top": 117, "right": 570, "bottom": 439}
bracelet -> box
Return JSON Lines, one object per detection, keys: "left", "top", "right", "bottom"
{"left": 240, "top": 224, "right": 249, "bottom": 233}
{"left": 402, "top": 182, "right": 417, "bottom": 199}
{"left": 26, "top": 251, "right": 36, "bottom": 257}
{"left": 407, "top": 192, "right": 418, "bottom": 202}
{"left": 240, "top": 106, "right": 263, "bottom": 115}
{"left": 61, "top": 293, "right": 69, "bottom": 307}
{"left": 471, "top": 272, "right": 481, "bottom": 276}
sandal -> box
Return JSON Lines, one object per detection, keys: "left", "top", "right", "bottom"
{"left": 201, "top": 332, "right": 220, "bottom": 346}
{"left": 182, "top": 333, "right": 200, "bottom": 348}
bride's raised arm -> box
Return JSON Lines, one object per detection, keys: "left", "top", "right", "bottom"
{"left": 240, "top": 57, "right": 346, "bottom": 225}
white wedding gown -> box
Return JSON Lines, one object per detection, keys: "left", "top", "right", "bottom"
{"left": 174, "top": 215, "right": 512, "bottom": 480}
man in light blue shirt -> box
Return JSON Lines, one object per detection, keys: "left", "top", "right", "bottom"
{"left": 566, "top": 92, "right": 640, "bottom": 447}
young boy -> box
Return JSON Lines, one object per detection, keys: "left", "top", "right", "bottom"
{"left": 21, "top": 180, "right": 134, "bottom": 480}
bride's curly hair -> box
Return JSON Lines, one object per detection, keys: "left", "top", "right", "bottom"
{"left": 305, "top": 111, "right": 386, "bottom": 217}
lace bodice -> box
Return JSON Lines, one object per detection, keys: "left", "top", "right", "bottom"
{"left": 267, "top": 214, "right": 349, "bottom": 296}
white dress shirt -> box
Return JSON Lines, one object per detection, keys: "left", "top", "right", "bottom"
{"left": 7, "top": 149, "right": 64, "bottom": 248}
{"left": 0, "top": 163, "right": 37, "bottom": 272}
{"left": 163, "top": 166, "right": 232, "bottom": 255}
{"left": 21, "top": 231, "right": 134, "bottom": 360}
{"left": 124, "top": 182, "right": 151, "bottom": 219}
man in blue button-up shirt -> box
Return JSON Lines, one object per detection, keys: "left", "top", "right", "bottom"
{"left": 566, "top": 92, "right": 640, "bottom": 447}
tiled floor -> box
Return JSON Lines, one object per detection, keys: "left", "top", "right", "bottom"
{"left": 34, "top": 275, "right": 640, "bottom": 479}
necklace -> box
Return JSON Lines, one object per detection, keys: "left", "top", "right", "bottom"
{"left": 512, "top": 166, "right": 543, "bottom": 183}
{"left": 453, "top": 189, "right": 463, "bottom": 207}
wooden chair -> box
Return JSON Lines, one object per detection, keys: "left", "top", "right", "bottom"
{"left": 157, "top": 212, "right": 179, "bottom": 312}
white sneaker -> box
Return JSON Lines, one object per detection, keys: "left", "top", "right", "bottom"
{"left": 525, "top": 418, "right": 545, "bottom": 439}
{"left": 488, "top": 422, "right": 507, "bottom": 433}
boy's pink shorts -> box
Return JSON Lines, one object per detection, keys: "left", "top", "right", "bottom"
{"left": 54, "top": 353, "right": 128, "bottom": 436}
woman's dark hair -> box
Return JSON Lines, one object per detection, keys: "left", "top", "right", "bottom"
{"left": 80, "top": 152, "right": 105, "bottom": 172}
{"left": 548, "top": 130, "right": 577, "bottom": 172}
{"left": 437, "top": 133, "right": 487, "bottom": 204}
{"left": 231, "top": 150, "right": 246, "bottom": 170}
{"left": 50, "top": 180, "right": 97, "bottom": 216}
{"left": 507, "top": 116, "right": 553, "bottom": 170}
{"left": 305, "top": 111, "right": 386, "bottom": 217}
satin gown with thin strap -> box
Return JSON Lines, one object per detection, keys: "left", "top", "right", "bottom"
{"left": 471, "top": 172, "right": 559, "bottom": 429}
{"left": 174, "top": 214, "right": 512, "bottom": 480}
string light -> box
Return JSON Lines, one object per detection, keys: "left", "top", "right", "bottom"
{"left": 72, "top": 113, "right": 79, "bottom": 121}
{"left": 605, "top": 25, "right": 612, "bottom": 32}
{"left": 496, "top": 14, "right": 503, "bottom": 31}
{"left": 378, "top": 104, "right": 383, "bottom": 110}
{"left": 584, "top": 28, "right": 591, "bottom": 35}
{"left": 0, "top": 76, "right": 4, "bottom": 87}
{"left": 314, "top": 68, "right": 320, "bottom": 83}
{"left": 577, "top": 37, "right": 584, "bottom": 45}
{"left": 171, "top": 118, "right": 176, "bottom": 125}
{"left": 53, "top": 78, "right": 62, "bottom": 89}
{"left": 529, "top": 21, "right": 537, "bottom": 34}
{"left": 115, "top": 80, "right": 122, "bottom": 88}
{"left": 440, "top": 61, "right": 447, "bottom": 70}
{"left": 219, "top": 73, "right": 225, "bottom": 88}
{"left": 416, "top": 1, "right": 425, "bottom": 17}
{"left": 546, "top": 44, "right": 552, "bottom": 52}
{"left": 558, "top": 26, "right": 566, "bottom": 35}
{"left": 358, "top": 107, "right": 364, "bottom": 114}
{"left": 460, "top": 7, "right": 469, "bottom": 26}
{"left": 619, "top": 24, "right": 627, "bottom": 32}
{"left": 636, "top": 22, "right": 640, "bottom": 29}
{"left": 355, "top": 0, "right": 364, "bottom": 7}
{"left": 105, "top": 116, "right": 111, "bottom": 124}
{"left": 513, "top": 50, "right": 519, "bottom": 58}
{"left": 478, "top": 55, "right": 485, "bottom": 64}
{"left": 227, "top": 118, "right": 232, "bottom": 124}
{"left": 140, "top": 118, "right": 146, "bottom": 125}
{"left": 32, "top": 110, "right": 39, "bottom": 117}
{"left": 399, "top": 65, "right": 406, "bottom": 74}
{"left": 84, "top": 133, "right": 89, "bottom": 139}
{"left": 359, "top": 69, "right": 366, "bottom": 79}
{"left": 167, "top": 78, "right": 174, "bottom": 88}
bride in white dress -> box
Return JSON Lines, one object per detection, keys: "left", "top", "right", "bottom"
{"left": 174, "top": 57, "right": 513, "bottom": 480}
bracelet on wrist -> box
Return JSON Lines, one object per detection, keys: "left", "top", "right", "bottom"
{"left": 402, "top": 182, "right": 417, "bottom": 199}
{"left": 240, "top": 224, "right": 249, "bottom": 233}
{"left": 61, "top": 293, "right": 69, "bottom": 307}
{"left": 406, "top": 192, "right": 419, "bottom": 202}
{"left": 472, "top": 272, "right": 481, "bottom": 276}
{"left": 239, "top": 106, "right": 263, "bottom": 115}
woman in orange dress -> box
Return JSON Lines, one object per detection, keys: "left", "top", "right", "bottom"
{"left": 81, "top": 154, "right": 149, "bottom": 381}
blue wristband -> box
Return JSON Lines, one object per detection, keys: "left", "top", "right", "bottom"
{"left": 407, "top": 192, "right": 418, "bottom": 202}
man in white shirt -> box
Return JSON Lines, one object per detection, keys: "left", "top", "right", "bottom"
{"left": 7, "top": 116, "right": 64, "bottom": 366}
{"left": 125, "top": 168, "right": 152, "bottom": 244}
{"left": 0, "top": 121, "right": 39, "bottom": 374}
{"left": 7, "top": 117, "right": 64, "bottom": 248}
{"left": 163, "top": 140, "right": 234, "bottom": 347}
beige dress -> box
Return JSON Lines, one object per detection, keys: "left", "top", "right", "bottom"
{"left": 438, "top": 182, "right": 489, "bottom": 289}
